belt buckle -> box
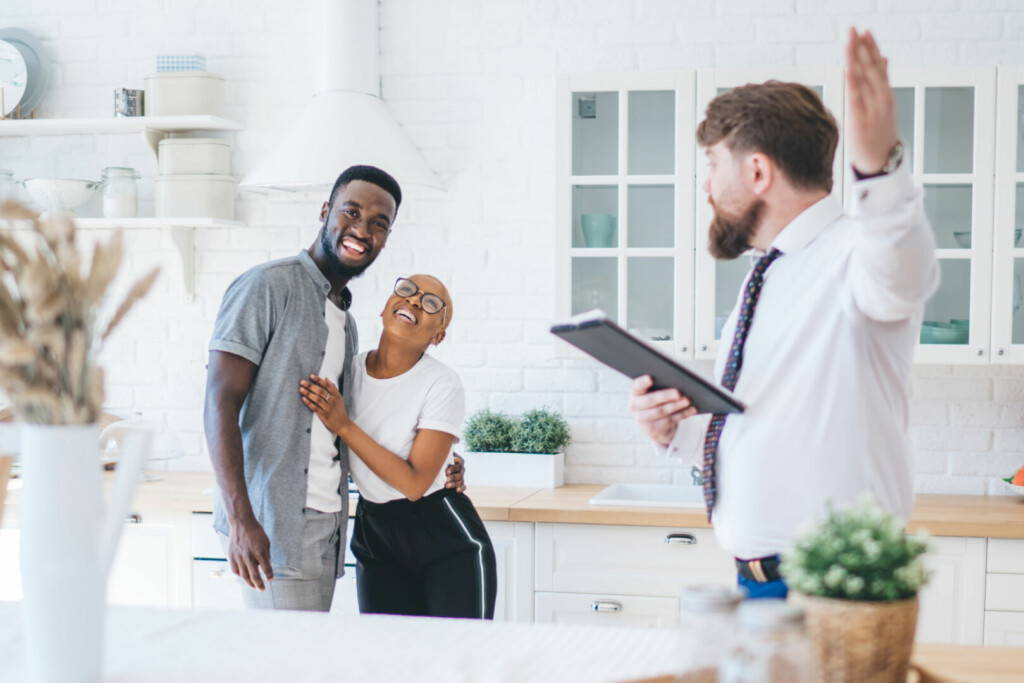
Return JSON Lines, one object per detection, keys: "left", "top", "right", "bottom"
{"left": 748, "top": 558, "right": 769, "bottom": 583}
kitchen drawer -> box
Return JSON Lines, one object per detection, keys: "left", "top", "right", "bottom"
{"left": 192, "top": 559, "right": 244, "bottom": 610}
{"left": 534, "top": 591, "right": 678, "bottom": 628}
{"left": 986, "top": 573, "right": 1024, "bottom": 612}
{"left": 535, "top": 523, "right": 734, "bottom": 597}
{"left": 987, "top": 538, "right": 1024, "bottom": 573}
{"left": 985, "top": 611, "right": 1024, "bottom": 646}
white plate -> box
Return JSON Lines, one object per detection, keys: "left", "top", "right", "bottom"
{"left": 0, "top": 39, "right": 27, "bottom": 115}
{"left": 0, "top": 28, "right": 50, "bottom": 117}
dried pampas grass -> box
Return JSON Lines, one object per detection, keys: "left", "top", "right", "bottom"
{"left": 0, "top": 201, "right": 160, "bottom": 424}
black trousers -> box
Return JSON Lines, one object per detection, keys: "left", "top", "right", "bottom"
{"left": 351, "top": 488, "right": 497, "bottom": 619}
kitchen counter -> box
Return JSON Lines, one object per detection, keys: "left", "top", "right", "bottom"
{"left": 0, "top": 601, "right": 1020, "bottom": 682}
{"left": 5, "top": 473, "right": 1024, "bottom": 538}
{"left": 627, "top": 643, "right": 1024, "bottom": 683}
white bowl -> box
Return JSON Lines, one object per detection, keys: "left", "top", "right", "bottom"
{"left": 23, "top": 178, "right": 99, "bottom": 213}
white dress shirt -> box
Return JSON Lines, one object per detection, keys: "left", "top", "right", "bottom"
{"left": 663, "top": 164, "right": 938, "bottom": 560}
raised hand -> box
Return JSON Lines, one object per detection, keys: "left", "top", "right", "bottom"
{"left": 845, "top": 27, "right": 900, "bottom": 175}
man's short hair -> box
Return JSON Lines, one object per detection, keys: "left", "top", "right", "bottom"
{"left": 327, "top": 165, "right": 403, "bottom": 214}
{"left": 696, "top": 81, "right": 839, "bottom": 193}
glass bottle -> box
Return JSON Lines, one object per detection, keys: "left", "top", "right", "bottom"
{"left": 676, "top": 584, "right": 745, "bottom": 681}
{"left": 101, "top": 166, "right": 139, "bottom": 218}
{"left": 719, "top": 600, "right": 818, "bottom": 683}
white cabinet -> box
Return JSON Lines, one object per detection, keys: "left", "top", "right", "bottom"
{"left": 557, "top": 66, "right": 1024, "bottom": 365}
{"left": 535, "top": 523, "right": 734, "bottom": 598}
{"left": 889, "top": 68, "right": 996, "bottom": 363}
{"left": 485, "top": 521, "right": 535, "bottom": 623}
{"left": 985, "top": 611, "right": 1024, "bottom": 646}
{"left": 557, "top": 72, "right": 697, "bottom": 359}
{"left": 534, "top": 591, "right": 679, "bottom": 628}
{"left": 916, "top": 536, "right": 986, "bottom": 644}
{"left": 0, "top": 519, "right": 186, "bottom": 607}
{"left": 991, "top": 66, "right": 1024, "bottom": 361}
{"left": 533, "top": 522, "right": 732, "bottom": 630}
{"left": 107, "top": 519, "right": 181, "bottom": 607}
{"left": 984, "top": 538, "right": 1024, "bottom": 645}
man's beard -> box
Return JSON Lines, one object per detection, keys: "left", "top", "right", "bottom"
{"left": 320, "top": 224, "right": 375, "bottom": 279}
{"left": 708, "top": 196, "right": 765, "bottom": 260}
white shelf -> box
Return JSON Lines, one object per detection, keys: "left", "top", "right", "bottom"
{"left": 76, "top": 217, "right": 242, "bottom": 230}
{"left": 0, "top": 115, "right": 243, "bottom": 137}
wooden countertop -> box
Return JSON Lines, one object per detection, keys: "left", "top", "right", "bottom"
{"left": 6, "top": 473, "right": 1024, "bottom": 539}
{"left": 629, "top": 644, "right": 1024, "bottom": 683}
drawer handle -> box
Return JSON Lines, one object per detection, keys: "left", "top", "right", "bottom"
{"left": 591, "top": 600, "right": 622, "bottom": 613}
{"left": 126, "top": 513, "right": 143, "bottom": 524}
{"left": 665, "top": 533, "right": 697, "bottom": 545}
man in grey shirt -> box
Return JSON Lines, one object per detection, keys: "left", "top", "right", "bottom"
{"left": 204, "top": 165, "right": 464, "bottom": 611}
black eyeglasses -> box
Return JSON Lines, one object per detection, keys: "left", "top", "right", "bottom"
{"left": 394, "top": 277, "right": 447, "bottom": 315}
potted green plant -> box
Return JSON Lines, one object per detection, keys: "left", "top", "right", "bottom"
{"left": 782, "top": 497, "right": 931, "bottom": 683}
{"left": 462, "top": 408, "right": 570, "bottom": 488}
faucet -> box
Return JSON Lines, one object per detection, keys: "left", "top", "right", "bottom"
{"left": 690, "top": 465, "right": 703, "bottom": 487}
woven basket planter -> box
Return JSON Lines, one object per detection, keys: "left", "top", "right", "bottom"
{"left": 790, "top": 592, "right": 918, "bottom": 683}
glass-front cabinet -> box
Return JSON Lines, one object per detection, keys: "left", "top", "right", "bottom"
{"left": 693, "top": 67, "right": 845, "bottom": 360}
{"left": 992, "top": 66, "right": 1024, "bottom": 362}
{"left": 890, "top": 68, "right": 995, "bottom": 363}
{"left": 557, "top": 66, "right": 1016, "bottom": 365}
{"left": 558, "top": 73, "right": 696, "bottom": 357}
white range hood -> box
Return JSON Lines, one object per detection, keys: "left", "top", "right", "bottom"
{"left": 241, "top": 0, "right": 441, "bottom": 192}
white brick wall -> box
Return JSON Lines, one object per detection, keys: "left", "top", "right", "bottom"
{"left": 3, "top": 0, "right": 1024, "bottom": 494}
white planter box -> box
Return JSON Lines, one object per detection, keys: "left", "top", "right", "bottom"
{"left": 463, "top": 451, "right": 564, "bottom": 489}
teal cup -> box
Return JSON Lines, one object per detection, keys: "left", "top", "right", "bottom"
{"left": 581, "top": 213, "right": 617, "bottom": 248}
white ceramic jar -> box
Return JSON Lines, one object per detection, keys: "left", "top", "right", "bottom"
{"left": 154, "top": 175, "right": 235, "bottom": 220}
{"left": 100, "top": 167, "right": 139, "bottom": 218}
{"left": 158, "top": 138, "right": 231, "bottom": 175}
{"left": 143, "top": 72, "right": 225, "bottom": 117}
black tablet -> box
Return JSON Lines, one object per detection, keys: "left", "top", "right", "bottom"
{"left": 550, "top": 311, "right": 745, "bottom": 415}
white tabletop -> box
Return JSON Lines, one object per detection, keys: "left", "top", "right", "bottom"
{"left": 0, "top": 602, "right": 680, "bottom": 682}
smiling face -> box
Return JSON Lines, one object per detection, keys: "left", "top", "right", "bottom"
{"left": 318, "top": 179, "right": 397, "bottom": 279}
{"left": 381, "top": 274, "right": 453, "bottom": 348}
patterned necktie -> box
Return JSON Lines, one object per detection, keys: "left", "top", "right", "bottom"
{"left": 702, "top": 247, "right": 783, "bottom": 518}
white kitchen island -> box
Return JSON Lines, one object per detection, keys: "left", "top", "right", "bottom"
{"left": 0, "top": 601, "right": 681, "bottom": 683}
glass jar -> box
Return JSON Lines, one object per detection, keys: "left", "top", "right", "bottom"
{"left": 719, "top": 600, "right": 817, "bottom": 683}
{"left": 101, "top": 166, "right": 139, "bottom": 218}
{"left": 676, "top": 584, "right": 745, "bottom": 681}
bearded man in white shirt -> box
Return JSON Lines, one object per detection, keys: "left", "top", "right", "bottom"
{"left": 628, "top": 29, "right": 938, "bottom": 599}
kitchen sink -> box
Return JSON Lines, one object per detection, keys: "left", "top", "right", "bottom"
{"left": 589, "top": 483, "right": 705, "bottom": 509}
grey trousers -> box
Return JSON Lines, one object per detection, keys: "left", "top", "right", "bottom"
{"left": 219, "top": 508, "right": 343, "bottom": 612}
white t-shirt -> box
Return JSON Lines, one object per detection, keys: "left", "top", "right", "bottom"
{"left": 348, "top": 351, "right": 465, "bottom": 504}
{"left": 305, "top": 299, "right": 347, "bottom": 513}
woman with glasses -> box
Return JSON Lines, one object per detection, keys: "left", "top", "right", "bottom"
{"left": 298, "top": 274, "right": 496, "bottom": 619}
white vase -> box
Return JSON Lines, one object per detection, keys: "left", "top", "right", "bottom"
{"left": 19, "top": 423, "right": 149, "bottom": 683}
{"left": 463, "top": 451, "right": 565, "bottom": 489}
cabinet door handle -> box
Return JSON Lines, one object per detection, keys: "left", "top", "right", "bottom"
{"left": 126, "top": 513, "right": 143, "bottom": 524}
{"left": 591, "top": 600, "right": 622, "bottom": 613}
{"left": 665, "top": 533, "right": 697, "bottom": 545}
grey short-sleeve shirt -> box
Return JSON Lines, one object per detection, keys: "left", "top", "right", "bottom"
{"left": 208, "top": 250, "right": 357, "bottom": 578}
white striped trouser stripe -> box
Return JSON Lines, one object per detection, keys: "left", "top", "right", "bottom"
{"left": 443, "top": 497, "right": 486, "bottom": 619}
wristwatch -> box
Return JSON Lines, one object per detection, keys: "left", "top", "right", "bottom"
{"left": 853, "top": 141, "right": 904, "bottom": 180}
